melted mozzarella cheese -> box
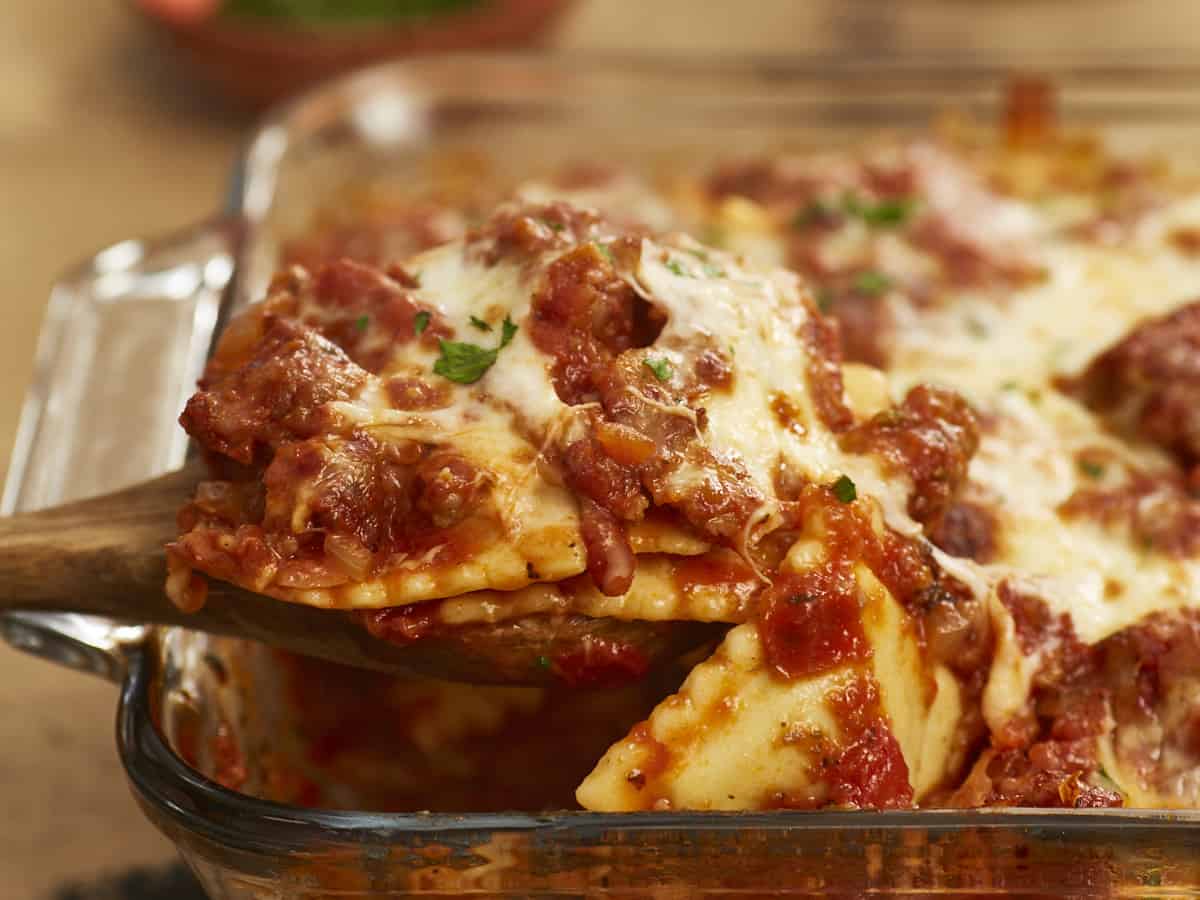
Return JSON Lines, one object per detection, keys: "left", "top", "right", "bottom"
{"left": 635, "top": 239, "right": 922, "bottom": 542}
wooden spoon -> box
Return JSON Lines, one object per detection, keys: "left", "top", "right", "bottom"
{"left": 0, "top": 459, "right": 720, "bottom": 684}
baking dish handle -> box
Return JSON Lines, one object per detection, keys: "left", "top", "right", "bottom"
{"left": 0, "top": 218, "right": 239, "bottom": 682}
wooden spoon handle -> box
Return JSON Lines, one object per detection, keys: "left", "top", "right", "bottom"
{"left": 0, "top": 462, "right": 723, "bottom": 683}
{"left": 0, "top": 459, "right": 202, "bottom": 622}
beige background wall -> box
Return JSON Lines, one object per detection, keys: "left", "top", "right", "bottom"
{"left": 2, "top": 0, "right": 1198, "bottom": 895}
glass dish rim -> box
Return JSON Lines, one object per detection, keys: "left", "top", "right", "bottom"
{"left": 115, "top": 51, "right": 1200, "bottom": 853}
{"left": 117, "top": 646, "right": 1200, "bottom": 856}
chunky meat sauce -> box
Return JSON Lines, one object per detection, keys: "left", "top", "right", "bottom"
{"left": 1066, "top": 299, "right": 1200, "bottom": 469}
{"left": 771, "top": 675, "right": 914, "bottom": 810}
{"left": 945, "top": 585, "right": 1200, "bottom": 807}
{"left": 707, "top": 146, "right": 1042, "bottom": 367}
{"left": 171, "top": 258, "right": 499, "bottom": 599}
{"left": 1059, "top": 468, "right": 1200, "bottom": 558}
{"left": 169, "top": 118, "right": 1200, "bottom": 819}
{"left": 527, "top": 238, "right": 770, "bottom": 589}
{"left": 180, "top": 318, "right": 368, "bottom": 466}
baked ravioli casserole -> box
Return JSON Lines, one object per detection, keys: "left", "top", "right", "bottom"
{"left": 164, "top": 92, "right": 1200, "bottom": 812}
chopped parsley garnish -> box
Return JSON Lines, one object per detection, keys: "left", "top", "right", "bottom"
{"left": 682, "top": 246, "right": 725, "bottom": 277}
{"left": 644, "top": 357, "right": 673, "bottom": 382}
{"left": 500, "top": 315, "right": 517, "bottom": 349}
{"left": 535, "top": 654, "right": 552, "bottom": 670}
{"left": 535, "top": 217, "right": 565, "bottom": 232}
{"left": 354, "top": 314, "right": 370, "bottom": 332}
{"left": 413, "top": 311, "right": 431, "bottom": 336}
{"left": 433, "top": 341, "right": 501, "bottom": 384}
{"left": 432, "top": 316, "right": 518, "bottom": 385}
{"left": 965, "top": 315, "right": 989, "bottom": 339}
{"left": 831, "top": 475, "right": 857, "bottom": 504}
{"left": 1000, "top": 380, "right": 1019, "bottom": 391}
{"left": 853, "top": 271, "right": 892, "bottom": 296}
{"left": 815, "top": 287, "right": 835, "bottom": 313}
{"left": 595, "top": 242, "right": 615, "bottom": 263}
{"left": 788, "top": 593, "right": 815, "bottom": 605}
{"left": 844, "top": 193, "right": 918, "bottom": 227}
{"left": 666, "top": 258, "right": 688, "bottom": 277}
{"left": 1078, "top": 459, "right": 1106, "bottom": 480}
{"left": 469, "top": 315, "right": 492, "bottom": 332}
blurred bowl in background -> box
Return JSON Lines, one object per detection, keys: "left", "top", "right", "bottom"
{"left": 135, "top": 0, "right": 576, "bottom": 109}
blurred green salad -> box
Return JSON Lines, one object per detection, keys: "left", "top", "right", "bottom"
{"left": 222, "top": 0, "right": 486, "bottom": 23}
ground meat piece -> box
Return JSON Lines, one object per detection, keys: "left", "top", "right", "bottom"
{"left": 469, "top": 202, "right": 611, "bottom": 266}
{"left": 281, "top": 200, "right": 463, "bottom": 272}
{"left": 262, "top": 433, "right": 419, "bottom": 564}
{"left": 928, "top": 500, "right": 999, "bottom": 563}
{"left": 1059, "top": 471, "right": 1200, "bottom": 558}
{"left": 825, "top": 290, "right": 893, "bottom": 370}
{"left": 840, "top": 385, "right": 980, "bottom": 527}
{"left": 303, "top": 259, "right": 450, "bottom": 372}
{"left": 948, "top": 747, "right": 1122, "bottom": 809}
{"left": 560, "top": 433, "right": 648, "bottom": 522}
{"left": 386, "top": 376, "right": 450, "bottom": 411}
{"left": 530, "top": 241, "right": 669, "bottom": 407}
{"left": 414, "top": 452, "right": 491, "bottom": 530}
{"left": 706, "top": 159, "right": 820, "bottom": 210}
{"left": 529, "top": 242, "right": 648, "bottom": 405}
{"left": 180, "top": 319, "right": 368, "bottom": 465}
{"left": 801, "top": 305, "right": 855, "bottom": 432}
{"left": 600, "top": 360, "right": 765, "bottom": 543}
{"left": 1064, "top": 300, "right": 1200, "bottom": 467}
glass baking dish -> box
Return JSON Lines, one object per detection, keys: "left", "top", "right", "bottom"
{"left": 9, "top": 54, "right": 1200, "bottom": 897}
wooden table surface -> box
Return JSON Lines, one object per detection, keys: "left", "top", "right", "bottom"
{"left": 2, "top": 0, "right": 1198, "bottom": 895}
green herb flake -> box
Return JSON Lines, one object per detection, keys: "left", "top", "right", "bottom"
{"left": 1000, "top": 380, "right": 1019, "bottom": 391}
{"left": 469, "top": 315, "right": 493, "bottom": 332}
{"left": 433, "top": 341, "right": 499, "bottom": 384}
{"left": 413, "top": 311, "right": 431, "bottom": 336}
{"left": 853, "top": 271, "right": 892, "bottom": 297}
{"left": 703, "top": 263, "right": 726, "bottom": 278}
{"left": 644, "top": 357, "right": 673, "bottom": 382}
{"left": 788, "top": 593, "right": 815, "bottom": 606}
{"left": 831, "top": 475, "right": 857, "bottom": 504}
{"left": 500, "top": 315, "right": 518, "bottom": 349}
{"left": 354, "top": 314, "right": 370, "bottom": 332}
{"left": 1078, "top": 459, "right": 1106, "bottom": 480}
{"left": 666, "top": 259, "right": 688, "bottom": 277}
{"left": 535, "top": 654, "right": 552, "bottom": 670}
{"left": 844, "top": 192, "right": 918, "bottom": 228}
{"left": 535, "top": 217, "right": 565, "bottom": 232}
{"left": 595, "top": 242, "right": 615, "bottom": 263}
{"left": 815, "top": 287, "right": 835, "bottom": 313}
{"left": 433, "top": 315, "right": 518, "bottom": 384}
